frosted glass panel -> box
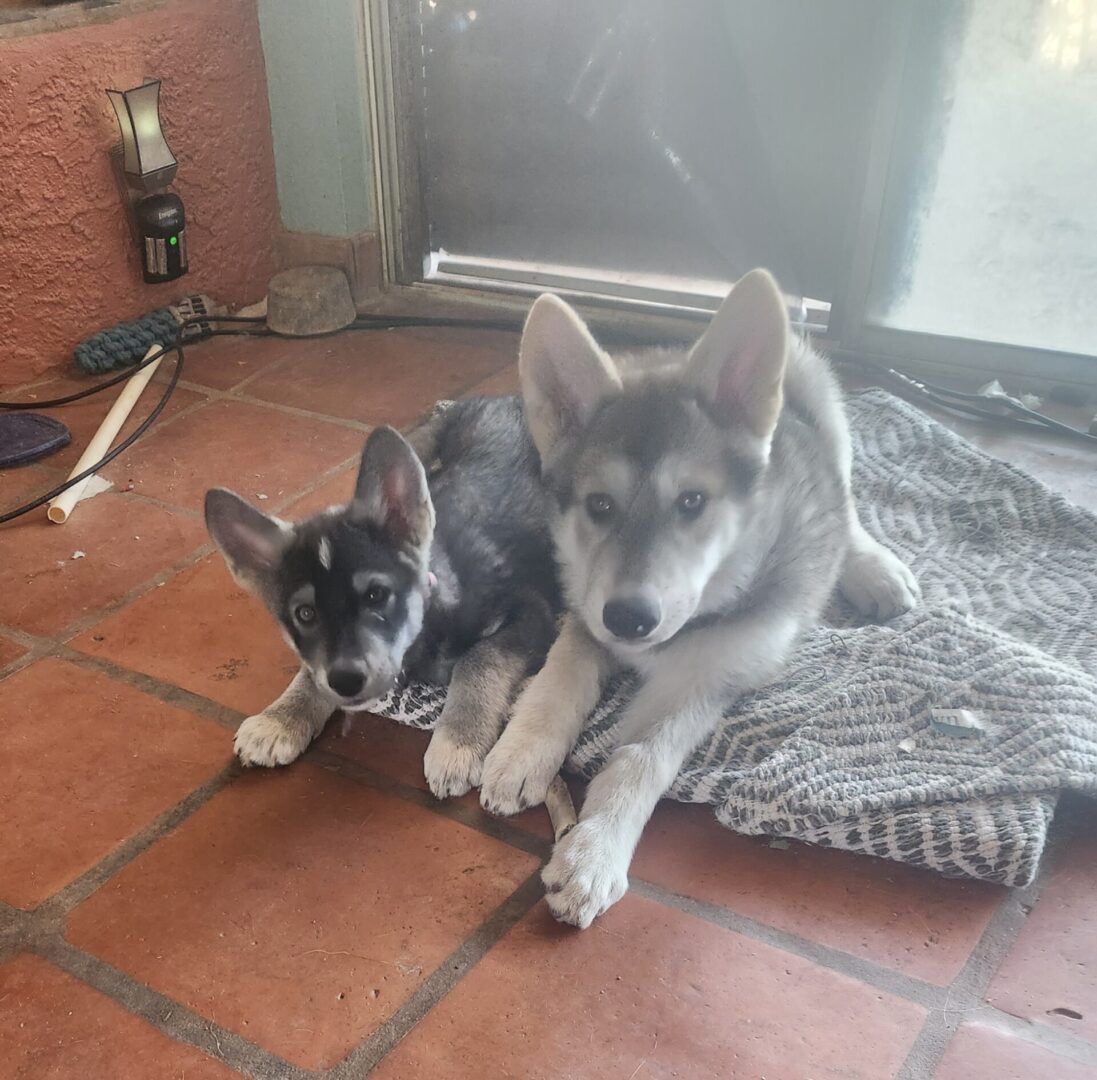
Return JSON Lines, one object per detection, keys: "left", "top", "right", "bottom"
{"left": 866, "top": 0, "right": 1097, "bottom": 357}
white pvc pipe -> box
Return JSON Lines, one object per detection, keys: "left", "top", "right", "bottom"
{"left": 47, "top": 343, "right": 164, "bottom": 524}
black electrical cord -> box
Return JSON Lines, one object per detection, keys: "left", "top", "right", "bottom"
{"left": 892, "top": 368, "right": 1097, "bottom": 441}
{"left": 0, "top": 315, "right": 269, "bottom": 410}
{"left": 0, "top": 339, "right": 185, "bottom": 525}
{"left": 0, "top": 313, "right": 519, "bottom": 413}
{"left": 837, "top": 354, "right": 1097, "bottom": 445}
{"left": 4, "top": 310, "right": 1092, "bottom": 527}
{"left": 0, "top": 321, "right": 272, "bottom": 523}
{"left": 0, "top": 312, "right": 521, "bottom": 524}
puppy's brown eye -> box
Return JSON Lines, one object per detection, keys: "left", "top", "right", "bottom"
{"left": 294, "top": 603, "right": 316, "bottom": 625}
{"left": 364, "top": 583, "right": 390, "bottom": 608}
{"left": 585, "top": 493, "right": 616, "bottom": 523}
{"left": 676, "top": 490, "right": 707, "bottom": 520}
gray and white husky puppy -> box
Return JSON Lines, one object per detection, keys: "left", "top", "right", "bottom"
{"left": 204, "top": 396, "right": 558, "bottom": 798}
{"left": 478, "top": 269, "right": 920, "bottom": 927}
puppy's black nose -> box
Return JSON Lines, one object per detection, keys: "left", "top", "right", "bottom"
{"left": 603, "top": 596, "right": 660, "bottom": 641}
{"left": 328, "top": 667, "right": 366, "bottom": 699}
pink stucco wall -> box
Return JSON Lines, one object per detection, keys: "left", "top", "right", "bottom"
{"left": 0, "top": 0, "right": 278, "bottom": 387}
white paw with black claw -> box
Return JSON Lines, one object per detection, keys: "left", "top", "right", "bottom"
{"left": 842, "top": 544, "right": 921, "bottom": 620}
{"left": 542, "top": 819, "right": 630, "bottom": 929}
{"left": 234, "top": 713, "right": 311, "bottom": 767}
{"left": 423, "top": 729, "right": 483, "bottom": 799}
{"left": 479, "top": 733, "right": 558, "bottom": 817}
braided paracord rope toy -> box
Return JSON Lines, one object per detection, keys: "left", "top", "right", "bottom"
{"left": 73, "top": 309, "right": 180, "bottom": 374}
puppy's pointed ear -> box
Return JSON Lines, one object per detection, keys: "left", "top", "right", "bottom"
{"left": 350, "top": 425, "right": 435, "bottom": 553}
{"left": 519, "top": 293, "right": 621, "bottom": 459}
{"left": 205, "top": 488, "right": 290, "bottom": 590}
{"left": 686, "top": 269, "right": 789, "bottom": 438}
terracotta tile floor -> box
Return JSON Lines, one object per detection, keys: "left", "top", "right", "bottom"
{"left": 2, "top": 326, "right": 1096, "bottom": 1079}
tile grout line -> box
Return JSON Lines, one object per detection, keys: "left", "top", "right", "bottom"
{"left": 178, "top": 339, "right": 513, "bottom": 435}
{"left": 0, "top": 623, "right": 49, "bottom": 649}
{"left": 55, "top": 542, "right": 218, "bottom": 644}
{"left": 180, "top": 381, "right": 377, "bottom": 435}
{"left": 0, "top": 373, "right": 63, "bottom": 397}
{"left": 40, "top": 765, "right": 241, "bottom": 918}
{"left": 112, "top": 378, "right": 216, "bottom": 441}
{"left": 0, "top": 640, "right": 52, "bottom": 683}
{"left": 5, "top": 539, "right": 213, "bottom": 653}
{"left": 1, "top": 465, "right": 203, "bottom": 524}
{"left": 327, "top": 872, "right": 547, "bottom": 1079}
{"left": 628, "top": 879, "right": 946, "bottom": 1010}
{"left": 33, "top": 650, "right": 553, "bottom": 880}
{"left": 0, "top": 764, "right": 297, "bottom": 1077}
{"left": 186, "top": 348, "right": 292, "bottom": 397}
{"left": 0, "top": 767, "right": 239, "bottom": 961}
{"left": 0, "top": 733, "right": 543, "bottom": 1079}
{"left": 310, "top": 748, "right": 551, "bottom": 861}
{"left": 26, "top": 871, "right": 545, "bottom": 1080}
{"left": 55, "top": 646, "right": 249, "bottom": 730}
{"left": 39, "top": 938, "right": 310, "bottom": 1080}
{"left": 1, "top": 757, "right": 308, "bottom": 1078}
{"left": 37, "top": 379, "right": 216, "bottom": 473}
{"left": 0, "top": 901, "right": 29, "bottom": 964}
{"left": 119, "top": 487, "right": 206, "bottom": 521}
{"left": 895, "top": 816, "right": 1079, "bottom": 1080}
{"left": 17, "top": 635, "right": 560, "bottom": 859}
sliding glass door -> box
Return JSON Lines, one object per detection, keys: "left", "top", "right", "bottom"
{"left": 371, "top": 0, "right": 891, "bottom": 327}
{"left": 368, "top": 0, "right": 1097, "bottom": 385}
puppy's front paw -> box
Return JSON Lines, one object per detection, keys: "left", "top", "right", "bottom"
{"left": 234, "top": 713, "right": 312, "bottom": 767}
{"left": 480, "top": 731, "right": 559, "bottom": 817}
{"left": 423, "top": 728, "right": 484, "bottom": 799}
{"left": 542, "top": 819, "right": 629, "bottom": 929}
{"left": 841, "top": 542, "right": 920, "bottom": 620}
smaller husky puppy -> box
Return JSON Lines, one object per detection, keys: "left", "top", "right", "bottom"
{"left": 205, "top": 398, "right": 558, "bottom": 797}
{"left": 479, "top": 270, "right": 920, "bottom": 927}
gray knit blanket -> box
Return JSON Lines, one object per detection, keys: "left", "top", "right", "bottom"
{"left": 372, "top": 390, "right": 1097, "bottom": 886}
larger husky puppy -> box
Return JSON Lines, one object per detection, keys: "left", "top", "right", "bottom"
{"left": 479, "top": 270, "right": 920, "bottom": 927}
{"left": 205, "top": 397, "right": 558, "bottom": 798}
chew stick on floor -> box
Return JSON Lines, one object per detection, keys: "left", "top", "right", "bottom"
{"left": 545, "top": 775, "right": 578, "bottom": 841}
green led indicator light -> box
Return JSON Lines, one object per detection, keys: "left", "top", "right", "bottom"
{"left": 169, "top": 235, "right": 178, "bottom": 246}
